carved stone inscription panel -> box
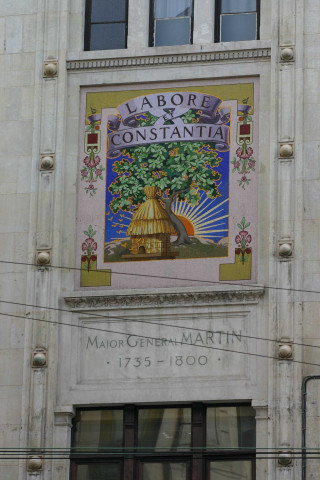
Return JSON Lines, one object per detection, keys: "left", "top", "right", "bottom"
{"left": 76, "top": 314, "right": 253, "bottom": 384}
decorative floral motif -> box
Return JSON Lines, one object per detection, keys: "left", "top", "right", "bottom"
{"left": 232, "top": 99, "right": 255, "bottom": 189}
{"left": 81, "top": 154, "right": 104, "bottom": 196}
{"left": 235, "top": 217, "right": 252, "bottom": 264}
{"left": 81, "top": 109, "right": 104, "bottom": 197}
{"left": 232, "top": 145, "right": 255, "bottom": 189}
{"left": 81, "top": 225, "right": 97, "bottom": 271}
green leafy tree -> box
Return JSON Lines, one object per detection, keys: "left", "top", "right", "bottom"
{"left": 109, "top": 140, "right": 222, "bottom": 245}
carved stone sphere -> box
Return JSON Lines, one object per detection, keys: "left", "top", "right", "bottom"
{"left": 280, "top": 48, "right": 294, "bottom": 61}
{"left": 41, "top": 156, "right": 54, "bottom": 170}
{"left": 33, "top": 352, "right": 46, "bottom": 367}
{"left": 279, "top": 243, "right": 292, "bottom": 257}
{"left": 44, "top": 62, "right": 57, "bottom": 76}
{"left": 37, "top": 252, "right": 50, "bottom": 265}
{"left": 28, "top": 456, "right": 42, "bottom": 471}
{"left": 279, "top": 144, "right": 293, "bottom": 158}
{"left": 278, "top": 452, "right": 292, "bottom": 466}
{"left": 278, "top": 344, "right": 292, "bottom": 359}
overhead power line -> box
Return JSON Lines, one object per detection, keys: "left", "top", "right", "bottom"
{"left": 0, "top": 297, "right": 319, "bottom": 352}
{"left": 0, "top": 448, "right": 320, "bottom": 461}
{"left": 0, "top": 259, "right": 317, "bottom": 296}
{"left": 1, "top": 310, "right": 320, "bottom": 367}
{"left": 1, "top": 446, "right": 320, "bottom": 451}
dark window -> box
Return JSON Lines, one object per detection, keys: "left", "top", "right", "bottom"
{"left": 71, "top": 404, "right": 256, "bottom": 480}
{"left": 84, "top": 0, "right": 128, "bottom": 51}
{"left": 150, "top": 0, "right": 194, "bottom": 47}
{"left": 215, "top": 0, "right": 260, "bottom": 43}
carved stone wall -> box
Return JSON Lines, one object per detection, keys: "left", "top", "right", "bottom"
{"left": 3, "top": 0, "right": 319, "bottom": 479}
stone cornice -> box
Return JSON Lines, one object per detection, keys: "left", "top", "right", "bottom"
{"left": 64, "top": 286, "right": 264, "bottom": 310}
{"left": 67, "top": 48, "right": 271, "bottom": 72}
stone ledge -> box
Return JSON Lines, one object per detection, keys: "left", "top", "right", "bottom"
{"left": 66, "top": 48, "right": 271, "bottom": 72}
{"left": 54, "top": 406, "right": 75, "bottom": 427}
{"left": 64, "top": 285, "right": 264, "bottom": 310}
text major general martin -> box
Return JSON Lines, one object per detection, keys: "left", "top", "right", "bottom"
{"left": 86, "top": 330, "right": 242, "bottom": 350}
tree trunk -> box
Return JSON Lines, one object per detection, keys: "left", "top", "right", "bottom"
{"left": 164, "top": 192, "right": 191, "bottom": 245}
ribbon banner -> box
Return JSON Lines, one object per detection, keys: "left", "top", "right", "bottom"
{"left": 107, "top": 92, "right": 230, "bottom": 158}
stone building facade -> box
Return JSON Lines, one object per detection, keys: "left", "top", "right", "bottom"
{"left": 1, "top": 0, "right": 320, "bottom": 479}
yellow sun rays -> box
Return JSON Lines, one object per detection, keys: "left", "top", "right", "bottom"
{"left": 173, "top": 194, "right": 229, "bottom": 240}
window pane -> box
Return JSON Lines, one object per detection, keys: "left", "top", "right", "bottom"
{"left": 73, "top": 410, "right": 123, "bottom": 450}
{"left": 91, "top": 0, "right": 127, "bottom": 23}
{"left": 220, "top": 13, "right": 257, "bottom": 42}
{"left": 142, "top": 462, "right": 187, "bottom": 480}
{"left": 221, "top": 0, "right": 256, "bottom": 13}
{"left": 90, "top": 23, "right": 126, "bottom": 50}
{"left": 77, "top": 463, "right": 121, "bottom": 480}
{"left": 154, "top": 0, "right": 191, "bottom": 18}
{"left": 154, "top": 18, "right": 191, "bottom": 46}
{"left": 206, "top": 406, "right": 255, "bottom": 449}
{"left": 209, "top": 460, "right": 252, "bottom": 480}
{"left": 138, "top": 408, "right": 191, "bottom": 451}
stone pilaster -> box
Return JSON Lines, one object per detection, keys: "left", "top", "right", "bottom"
{"left": 273, "top": 0, "right": 304, "bottom": 478}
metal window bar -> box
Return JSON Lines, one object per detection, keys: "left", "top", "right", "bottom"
{"left": 214, "top": 0, "right": 260, "bottom": 43}
{"left": 149, "top": 0, "right": 194, "bottom": 47}
{"left": 84, "top": 0, "right": 129, "bottom": 51}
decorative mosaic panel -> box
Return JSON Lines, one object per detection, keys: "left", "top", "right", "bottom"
{"left": 76, "top": 79, "right": 259, "bottom": 289}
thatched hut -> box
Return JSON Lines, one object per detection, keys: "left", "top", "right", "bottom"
{"left": 123, "top": 186, "right": 178, "bottom": 258}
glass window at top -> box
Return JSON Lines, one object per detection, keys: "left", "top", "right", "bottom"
{"left": 154, "top": 0, "right": 191, "bottom": 18}
{"left": 138, "top": 408, "right": 191, "bottom": 451}
{"left": 71, "top": 405, "right": 256, "bottom": 480}
{"left": 206, "top": 405, "right": 256, "bottom": 449}
{"left": 221, "top": 0, "right": 257, "bottom": 13}
{"left": 217, "top": 0, "right": 259, "bottom": 43}
{"left": 151, "top": 0, "right": 193, "bottom": 47}
{"left": 73, "top": 409, "right": 123, "bottom": 451}
{"left": 85, "top": 0, "right": 128, "bottom": 51}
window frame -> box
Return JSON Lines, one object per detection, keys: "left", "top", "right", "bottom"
{"left": 214, "top": 0, "right": 260, "bottom": 43}
{"left": 149, "top": 0, "right": 194, "bottom": 47}
{"left": 84, "top": 0, "right": 129, "bottom": 51}
{"left": 70, "top": 403, "right": 256, "bottom": 480}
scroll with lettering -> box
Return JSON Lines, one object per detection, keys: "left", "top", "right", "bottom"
{"left": 107, "top": 92, "right": 230, "bottom": 158}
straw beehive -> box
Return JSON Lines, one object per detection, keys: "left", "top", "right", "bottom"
{"left": 126, "top": 186, "right": 177, "bottom": 257}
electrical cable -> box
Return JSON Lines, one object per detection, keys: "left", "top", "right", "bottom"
{"left": 1, "top": 260, "right": 318, "bottom": 460}
{"left": 1, "top": 447, "right": 320, "bottom": 452}
{"left": 1, "top": 297, "right": 320, "bottom": 352}
{"left": 0, "top": 446, "right": 320, "bottom": 452}
{"left": 2, "top": 298, "right": 320, "bottom": 350}
{"left": 0, "top": 458, "right": 316, "bottom": 461}
{"left": 1, "top": 258, "right": 317, "bottom": 358}
{"left": 1, "top": 310, "right": 320, "bottom": 367}
{"left": 0, "top": 450, "right": 320, "bottom": 460}
{"left": 0, "top": 259, "right": 318, "bottom": 296}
